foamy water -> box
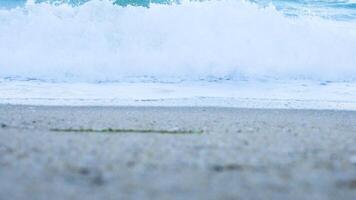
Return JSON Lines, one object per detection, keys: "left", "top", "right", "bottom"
{"left": 0, "top": 0, "right": 356, "bottom": 81}
{"left": 1, "top": 78, "right": 356, "bottom": 110}
{"left": 0, "top": 0, "right": 356, "bottom": 108}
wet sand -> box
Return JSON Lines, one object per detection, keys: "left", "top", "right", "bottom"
{"left": 0, "top": 105, "right": 356, "bottom": 200}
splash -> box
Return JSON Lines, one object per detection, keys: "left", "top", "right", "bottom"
{"left": 0, "top": 0, "right": 356, "bottom": 81}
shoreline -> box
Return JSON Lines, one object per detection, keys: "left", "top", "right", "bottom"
{"left": 2, "top": 103, "right": 356, "bottom": 111}
{"left": 2, "top": 96, "right": 356, "bottom": 111}
{"left": 2, "top": 80, "right": 356, "bottom": 111}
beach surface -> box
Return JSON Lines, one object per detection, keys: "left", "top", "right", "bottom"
{"left": 0, "top": 105, "right": 356, "bottom": 200}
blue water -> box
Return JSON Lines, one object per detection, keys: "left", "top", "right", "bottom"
{"left": 254, "top": 0, "right": 356, "bottom": 20}
{"left": 2, "top": 0, "right": 356, "bottom": 20}
{"left": 0, "top": 0, "right": 175, "bottom": 8}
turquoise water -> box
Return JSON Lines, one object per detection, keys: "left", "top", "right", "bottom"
{"left": 254, "top": 0, "right": 356, "bottom": 20}
{"left": 2, "top": 0, "right": 356, "bottom": 20}
{"left": 1, "top": 0, "right": 174, "bottom": 7}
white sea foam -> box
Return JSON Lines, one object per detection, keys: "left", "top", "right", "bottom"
{"left": 0, "top": 0, "right": 356, "bottom": 81}
{"left": 1, "top": 78, "right": 356, "bottom": 110}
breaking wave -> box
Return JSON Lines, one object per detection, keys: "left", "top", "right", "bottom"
{"left": 1, "top": 0, "right": 356, "bottom": 81}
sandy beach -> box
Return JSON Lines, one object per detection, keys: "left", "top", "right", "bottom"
{"left": 2, "top": 0, "right": 356, "bottom": 199}
{"left": 0, "top": 105, "right": 356, "bottom": 200}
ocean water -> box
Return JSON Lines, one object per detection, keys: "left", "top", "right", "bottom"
{"left": 0, "top": 0, "right": 356, "bottom": 108}
{"left": 0, "top": 0, "right": 356, "bottom": 82}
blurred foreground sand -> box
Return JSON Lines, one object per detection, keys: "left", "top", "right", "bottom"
{"left": 0, "top": 105, "right": 356, "bottom": 200}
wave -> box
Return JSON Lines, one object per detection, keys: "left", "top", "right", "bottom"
{"left": 0, "top": 0, "right": 356, "bottom": 81}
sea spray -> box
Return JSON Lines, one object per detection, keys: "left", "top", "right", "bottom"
{"left": 0, "top": 0, "right": 356, "bottom": 81}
